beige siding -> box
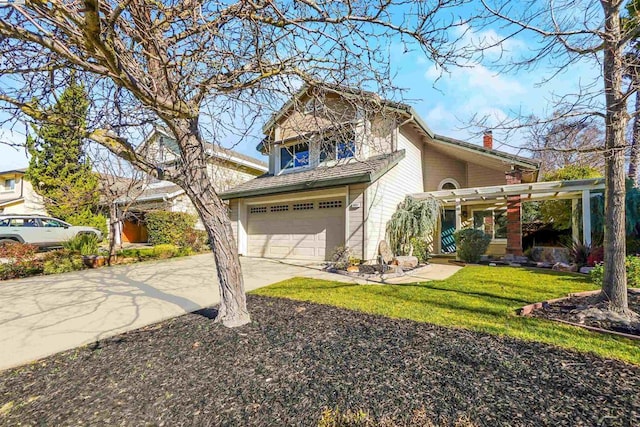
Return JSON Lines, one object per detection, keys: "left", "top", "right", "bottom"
{"left": 2, "top": 180, "right": 46, "bottom": 215}
{"left": 397, "top": 127, "right": 425, "bottom": 190}
{"left": 347, "top": 184, "right": 365, "bottom": 259}
{"left": 466, "top": 162, "right": 507, "bottom": 187}
{"left": 208, "top": 163, "right": 258, "bottom": 192}
{"left": 277, "top": 94, "right": 357, "bottom": 140}
{"left": 365, "top": 144, "right": 424, "bottom": 260}
{"left": 423, "top": 146, "right": 467, "bottom": 191}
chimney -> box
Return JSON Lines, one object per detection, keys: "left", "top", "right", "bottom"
{"left": 483, "top": 130, "right": 493, "bottom": 150}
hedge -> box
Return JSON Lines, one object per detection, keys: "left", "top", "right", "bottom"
{"left": 145, "top": 211, "right": 196, "bottom": 247}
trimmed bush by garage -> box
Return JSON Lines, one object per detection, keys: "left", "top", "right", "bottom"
{"left": 145, "top": 211, "right": 196, "bottom": 247}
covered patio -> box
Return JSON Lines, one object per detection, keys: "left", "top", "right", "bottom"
{"left": 411, "top": 178, "right": 606, "bottom": 256}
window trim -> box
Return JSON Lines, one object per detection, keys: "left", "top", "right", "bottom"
{"left": 438, "top": 178, "right": 460, "bottom": 190}
{"left": 280, "top": 142, "right": 311, "bottom": 171}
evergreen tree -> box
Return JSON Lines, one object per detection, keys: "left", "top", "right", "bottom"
{"left": 26, "top": 82, "right": 99, "bottom": 221}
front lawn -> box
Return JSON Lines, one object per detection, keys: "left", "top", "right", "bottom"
{"left": 252, "top": 266, "right": 640, "bottom": 364}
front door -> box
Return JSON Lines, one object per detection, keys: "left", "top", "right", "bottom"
{"left": 441, "top": 209, "right": 456, "bottom": 253}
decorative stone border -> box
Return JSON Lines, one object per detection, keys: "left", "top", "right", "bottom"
{"left": 518, "top": 288, "right": 640, "bottom": 341}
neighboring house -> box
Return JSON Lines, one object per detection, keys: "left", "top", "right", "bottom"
{"left": 112, "top": 128, "right": 268, "bottom": 243}
{"left": 0, "top": 169, "right": 46, "bottom": 215}
{"left": 220, "top": 86, "right": 540, "bottom": 261}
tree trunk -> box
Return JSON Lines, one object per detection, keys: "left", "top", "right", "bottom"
{"left": 107, "top": 203, "right": 119, "bottom": 266}
{"left": 600, "top": 0, "right": 629, "bottom": 312}
{"left": 172, "top": 119, "right": 250, "bottom": 327}
{"left": 629, "top": 88, "right": 640, "bottom": 186}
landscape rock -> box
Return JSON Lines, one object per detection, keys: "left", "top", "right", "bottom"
{"left": 579, "top": 266, "right": 594, "bottom": 274}
{"left": 346, "top": 265, "right": 360, "bottom": 273}
{"left": 536, "top": 262, "right": 553, "bottom": 269}
{"left": 552, "top": 262, "right": 578, "bottom": 273}
{"left": 393, "top": 256, "right": 418, "bottom": 269}
{"left": 530, "top": 246, "right": 571, "bottom": 264}
{"left": 378, "top": 240, "right": 394, "bottom": 264}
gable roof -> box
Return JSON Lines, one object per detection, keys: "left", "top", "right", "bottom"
{"left": 141, "top": 127, "right": 268, "bottom": 173}
{"left": 260, "top": 84, "right": 538, "bottom": 171}
{"left": 220, "top": 150, "right": 405, "bottom": 200}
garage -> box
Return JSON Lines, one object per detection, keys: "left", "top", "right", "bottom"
{"left": 247, "top": 198, "right": 345, "bottom": 260}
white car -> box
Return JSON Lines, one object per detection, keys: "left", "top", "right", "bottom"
{"left": 0, "top": 215, "right": 103, "bottom": 248}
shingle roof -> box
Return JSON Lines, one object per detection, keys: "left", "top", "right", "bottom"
{"left": 220, "top": 150, "right": 405, "bottom": 200}
{"left": 152, "top": 126, "right": 267, "bottom": 170}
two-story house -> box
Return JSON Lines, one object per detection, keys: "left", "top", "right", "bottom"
{"left": 112, "top": 127, "right": 268, "bottom": 243}
{"left": 0, "top": 169, "right": 46, "bottom": 215}
{"left": 220, "top": 86, "right": 539, "bottom": 261}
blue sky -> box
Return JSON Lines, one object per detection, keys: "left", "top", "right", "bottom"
{"left": 0, "top": 8, "right": 602, "bottom": 170}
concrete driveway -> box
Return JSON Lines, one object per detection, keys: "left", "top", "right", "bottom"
{"left": 0, "top": 255, "right": 366, "bottom": 371}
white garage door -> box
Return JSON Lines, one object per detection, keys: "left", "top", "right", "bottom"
{"left": 247, "top": 198, "right": 345, "bottom": 260}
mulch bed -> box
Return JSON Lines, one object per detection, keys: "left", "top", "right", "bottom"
{"left": 531, "top": 290, "right": 640, "bottom": 337}
{"left": 1, "top": 296, "right": 639, "bottom": 426}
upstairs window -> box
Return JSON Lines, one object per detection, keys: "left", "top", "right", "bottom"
{"left": 319, "top": 137, "right": 356, "bottom": 163}
{"left": 3, "top": 179, "right": 15, "bottom": 191}
{"left": 280, "top": 142, "right": 309, "bottom": 170}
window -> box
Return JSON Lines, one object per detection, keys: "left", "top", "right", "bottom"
{"left": 280, "top": 142, "right": 309, "bottom": 170}
{"left": 473, "top": 209, "right": 507, "bottom": 240}
{"left": 270, "top": 205, "right": 289, "bottom": 212}
{"left": 3, "top": 179, "right": 15, "bottom": 191}
{"left": 319, "top": 138, "right": 356, "bottom": 163}
{"left": 0, "top": 219, "right": 9, "bottom": 227}
{"left": 293, "top": 203, "right": 314, "bottom": 211}
{"left": 318, "top": 200, "right": 343, "bottom": 209}
{"left": 250, "top": 206, "right": 267, "bottom": 214}
{"left": 41, "top": 218, "right": 66, "bottom": 228}
{"left": 9, "top": 218, "right": 38, "bottom": 227}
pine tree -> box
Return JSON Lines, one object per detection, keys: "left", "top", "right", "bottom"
{"left": 26, "top": 81, "right": 99, "bottom": 221}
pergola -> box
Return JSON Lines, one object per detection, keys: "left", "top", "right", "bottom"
{"left": 411, "top": 178, "right": 606, "bottom": 254}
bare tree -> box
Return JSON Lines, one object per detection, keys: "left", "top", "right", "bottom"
{"left": 89, "top": 146, "right": 146, "bottom": 264}
{"left": 472, "top": 0, "right": 636, "bottom": 315}
{"left": 0, "top": 0, "right": 467, "bottom": 326}
{"left": 526, "top": 114, "right": 605, "bottom": 176}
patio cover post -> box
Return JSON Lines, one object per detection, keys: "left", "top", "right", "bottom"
{"left": 571, "top": 198, "right": 580, "bottom": 243}
{"left": 582, "top": 190, "right": 591, "bottom": 247}
{"left": 455, "top": 199, "right": 462, "bottom": 230}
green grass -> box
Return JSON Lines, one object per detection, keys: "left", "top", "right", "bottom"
{"left": 252, "top": 266, "right": 640, "bottom": 364}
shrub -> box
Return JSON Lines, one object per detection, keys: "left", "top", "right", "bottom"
{"left": 587, "top": 246, "right": 604, "bottom": 266}
{"left": 117, "top": 244, "right": 182, "bottom": 261}
{"left": 590, "top": 256, "right": 640, "bottom": 288}
{"left": 152, "top": 244, "right": 180, "bottom": 258}
{"left": 42, "top": 250, "right": 85, "bottom": 274}
{"left": 0, "top": 242, "right": 41, "bottom": 280}
{"left": 386, "top": 196, "right": 440, "bottom": 256}
{"left": 63, "top": 233, "right": 99, "bottom": 256}
{"left": 330, "top": 245, "right": 351, "bottom": 270}
{"left": 590, "top": 263, "right": 604, "bottom": 287}
{"left": 627, "top": 256, "right": 640, "bottom": 288}
{"left": 145, "top": 211, "right": 196, "bottom": 246}
{"left": 568, "top": 241, "right": 590, "bottom": 268}
{"left": 627, "top": 237, "right": 640, "bottom": 255}
{"left": 410, "top": 237, "right": 430, "bottom": 263}
{"left": 454, "top": 229, "right": 491, "bottom": 263}
{"left": 0, "top": 241, "right": 38, "bottom": 262}
{"left": 65, "top": 209, "right": 108, "bottom": 236}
